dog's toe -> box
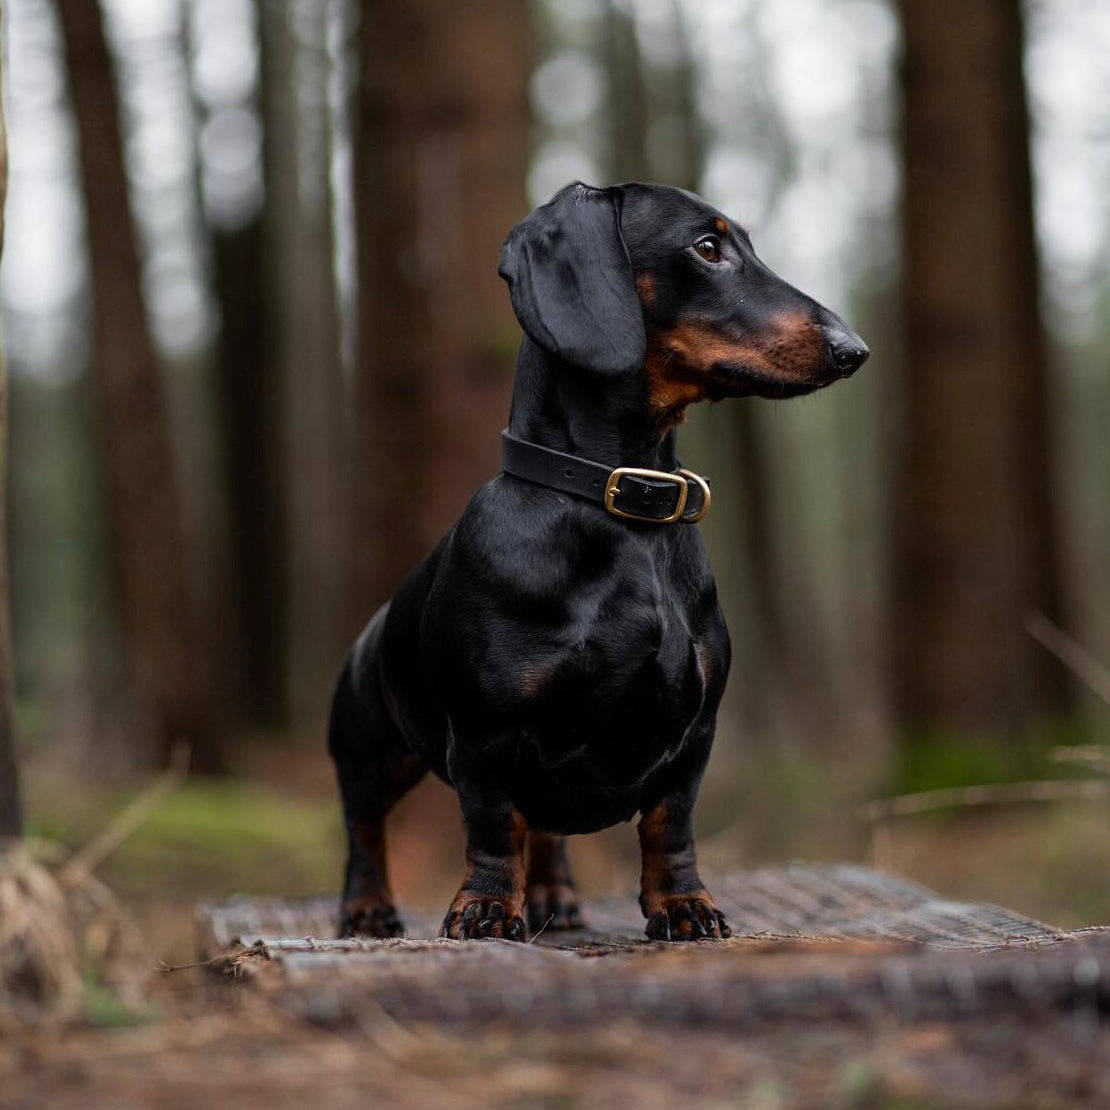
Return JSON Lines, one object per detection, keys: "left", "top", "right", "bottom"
{"left": 339, "top": 897, "right": 405, "bottom": 939}
{"left": 440, "top": 893, "right": 527, "bottom": 941}
{"left": 643, "top": 892, "right": 731, "bottom": 943}
{"left": 526, "top": 883, "right": 585, "bottom": 933}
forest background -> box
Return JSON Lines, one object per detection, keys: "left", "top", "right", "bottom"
{"left": 3, "top": 0, "right": 1109, "bottom": 949}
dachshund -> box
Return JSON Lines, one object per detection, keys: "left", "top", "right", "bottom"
{"left": 329, "top": 182, "right": 868, "bottom": 942}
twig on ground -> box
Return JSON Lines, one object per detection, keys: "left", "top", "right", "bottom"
{"left": 859, "top": 779, "right": 1110, "bottom": 824}
{"left": 59, "top": 742, "right": 190, "bottom": 881}
{"left": 1052, "top": 746, "right": 1110, "bottom": 774}
{"left": 1024, "top": 611, "right": 1110, "bottom": 704}
{"left": 861, "top": 779, "right": 1110, "bottom": 871}
{"left": 527, "top": 913, "right": 556, "bottom": 944}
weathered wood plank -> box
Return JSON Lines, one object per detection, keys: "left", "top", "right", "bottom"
{"left": 197, "top": 866, "right": 1110, "bottom": 1029}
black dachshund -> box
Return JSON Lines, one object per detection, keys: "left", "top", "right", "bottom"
{"left": 330, "top": 182, "right": 868, "bottom": 942}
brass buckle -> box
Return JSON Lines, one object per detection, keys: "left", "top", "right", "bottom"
{"left": 605, "top": 468, "right": 688, "bottom": 524}
{"left": 678, "top": 469, "right": 711, "bottom": 523}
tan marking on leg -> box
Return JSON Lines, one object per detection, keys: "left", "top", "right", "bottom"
{"left": 442, "top": 808, "right": 528, "bottom": 940}
{"left": 637, "top": 801, "right": 729, "bottom": 941}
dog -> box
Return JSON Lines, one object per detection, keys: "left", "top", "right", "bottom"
{"left": 329, "top": 181, "right": 868, "bottom": 942}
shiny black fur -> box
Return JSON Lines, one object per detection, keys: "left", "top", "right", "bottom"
{"left": 330, "top": 182, "right": 868, "bottom": 942}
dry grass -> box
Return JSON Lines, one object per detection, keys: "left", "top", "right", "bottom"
{"left": 0, "top": 844, "right": 81, "bottom": 1027}
{"left": 4, "top": 981, "right": 1110, "bottom": 1109}
{"left": 0, "top": 842, "right": 150, "bottom": 1030}
{"left": 0, "top": 748, "right": 185, "bottom": 1029}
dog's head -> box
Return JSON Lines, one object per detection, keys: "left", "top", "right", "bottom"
{"left": 498, "top": 182, "right": 868, "bottom": 429}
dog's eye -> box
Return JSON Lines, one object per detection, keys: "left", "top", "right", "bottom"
{"left": 693, "top": 236, "right": 721, "bottom": 263}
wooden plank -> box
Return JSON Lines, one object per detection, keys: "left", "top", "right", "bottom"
{"left": 195, "top": 866, "right": 1110, "bottom": 1028}
{"left": 198, "top": 864, "right": 1067, "bottom": 955}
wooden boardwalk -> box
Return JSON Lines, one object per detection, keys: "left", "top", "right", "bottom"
{"left": 198, "top": 865, "right": 1110, "bottom": 1029}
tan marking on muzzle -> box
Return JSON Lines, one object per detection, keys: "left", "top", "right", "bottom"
{"left": 644, "top": 311, "right": 826, "bottom": 429}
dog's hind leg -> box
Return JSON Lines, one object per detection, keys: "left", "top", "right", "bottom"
{"left": 525, "top": 833, "right": 584, "bottom": 932}
{"left": 329, "top": 637, "right": 426, "bottom": 938}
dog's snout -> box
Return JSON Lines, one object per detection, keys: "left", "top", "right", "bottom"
{"left": 825, "top": 328, "right": 869, "bottom": 376}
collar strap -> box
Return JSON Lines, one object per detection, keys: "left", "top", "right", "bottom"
{"left": 500, "top": 430, "right": 711, "bottom": 524}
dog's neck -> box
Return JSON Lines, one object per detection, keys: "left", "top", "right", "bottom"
{"left": 506, "top": 339, "right": 678, "bottom": 471}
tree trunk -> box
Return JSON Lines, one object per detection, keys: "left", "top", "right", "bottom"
{"left": 260, "top": 0, "right": 348, "bottom": 722}
{"left": 187, "top": 1, "right": 289, "bottom": 731}
{"left": 352, "top": 0, "right": 529, "bottom": 612}
{"left": 602, "top": 3, "right": 649, "bottom": 183}
{"left": 210, "top": 174, "right": 288, "bottom": 729}
{"left": 0, "top": 18, "right": 21, "bottom": 838}
{"left": 57, "top": 0, "right": 220, "bottom": 770}
{"left": 891, "top": 0, "right": 1068, "bottom": 739}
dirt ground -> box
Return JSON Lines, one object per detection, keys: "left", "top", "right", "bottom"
{"left": 4, "top": 967, "right": 1110, "bottom": 1110}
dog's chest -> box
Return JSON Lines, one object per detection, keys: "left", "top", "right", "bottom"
{"left": 501, "top": 577, "right": 711, "bottom": 831}
{"left": 508, "top": 552, "right": 709, "bottom": 738}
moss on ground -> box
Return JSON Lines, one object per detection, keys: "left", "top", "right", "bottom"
{"left": 28, "top": 779, "right": 343, "bottom": 902}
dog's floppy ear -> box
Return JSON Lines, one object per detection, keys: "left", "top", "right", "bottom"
{"left": 498, "top": 183, "right": 646, "bottom": 376}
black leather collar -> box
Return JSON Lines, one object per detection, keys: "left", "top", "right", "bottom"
{"left": 500, "top": 430, "right": 711, "bottom": 524}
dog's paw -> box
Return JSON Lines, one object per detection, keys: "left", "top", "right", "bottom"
{"left": 339, "top": 897, "right": 405, "bottom": 939}
{"left": 526, "top": 882, "right": 585, "bottom": 932}
{"left": 643, "top": 892, "right": 731, "bottom": 942}
{"left": 440, "top": 893, "right": 527, "bottom": 941}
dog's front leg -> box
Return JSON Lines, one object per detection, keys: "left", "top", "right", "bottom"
{"left": 637, "top": 791, "right": 731, "bottom": 942}
{"left": 440, "top": 777, "right": 528, "bottom": 941}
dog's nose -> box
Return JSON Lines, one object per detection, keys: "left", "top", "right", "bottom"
{"left": 826, "top": 328, "right": 869, "bottom": 376}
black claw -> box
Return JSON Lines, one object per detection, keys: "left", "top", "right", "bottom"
{"left": 340, "top": 901, "right": 406, "bottom": 940}
{"left": 669, "top": 903, "right": 699, "bottom": 941}
{"left": 460, "top": 903, "right": 483, "bottom": 937}
{"left": 644, "top": 898, "right": 731, "bottom": 943}
{"left": 481, "top": 903, "right": 507, "bottom": 937}
{"left": 443, "top": 898, "right": 528, "bottom": 942}
{"left": 367, "top": 906, "right": 404, "bottom": 938}
{"left": 527, "top": 888, "right": 586, "bottom": 933}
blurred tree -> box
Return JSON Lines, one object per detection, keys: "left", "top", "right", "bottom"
{"left": 211, "top": 177, "right": 287, "bottom": 730}
{"left": 352, "top": 0, "right": 529, "bottom": 611}
{"left": 260, "top": 0, "right": 349, "bottom": 723}
{"left": 892, "top": 0, "right": 1068, "bottom": 741}
{"left": 56, "top": 0, "right": 221, "bottom": 770}
{"left": 602, "top": 2, "right": 648, "bottom": 182}
{"left": 0, "top": 32, "right": 21, "bottom": 838}
{"left": 193, "top": 2, "right": 288, "bottom": 729}
{"left": 696, "top": 13, "right": 814, "bottom": 739}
